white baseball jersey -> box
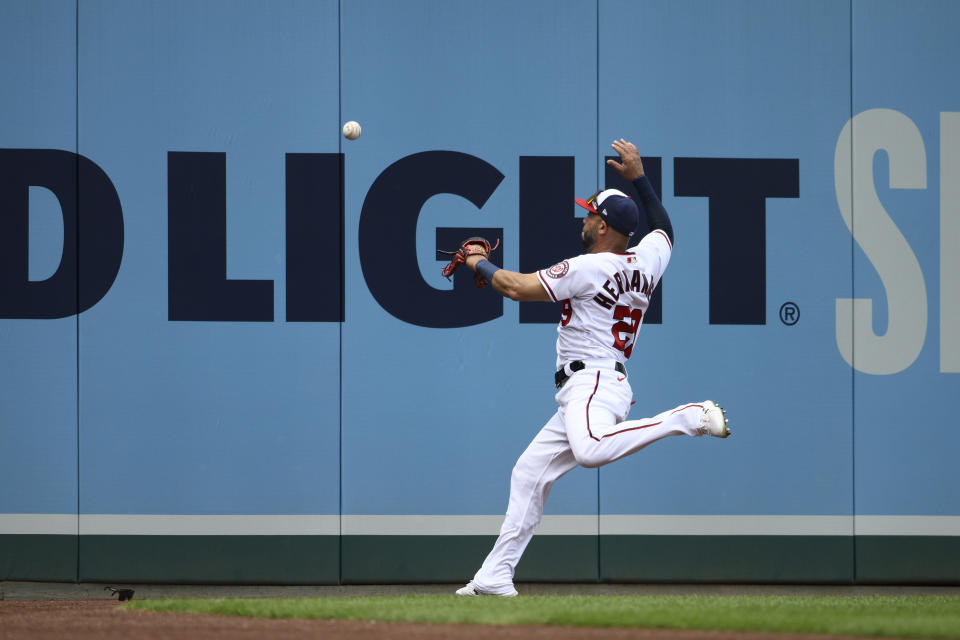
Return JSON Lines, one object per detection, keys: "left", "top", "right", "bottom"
{"left": 535, "top": 229, "right": 672, "bottom": 368}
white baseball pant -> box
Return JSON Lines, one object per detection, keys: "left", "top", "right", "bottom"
{"left": 470, "top": 367, "right": 710, "bottom": 594}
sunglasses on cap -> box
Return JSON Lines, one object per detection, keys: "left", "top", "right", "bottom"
{"left": 581, "top": 190, "right": 603, "bottom": 214}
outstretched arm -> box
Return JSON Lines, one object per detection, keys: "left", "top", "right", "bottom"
{"left": 607, "top": 139, "right": 674, "bottom": 245}
{"left": 464, "top": 255, "right": 551, "bottom": 302}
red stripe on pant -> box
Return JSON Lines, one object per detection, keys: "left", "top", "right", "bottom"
{"left": 586, "top": 384, "right": 703, "bottom": 441}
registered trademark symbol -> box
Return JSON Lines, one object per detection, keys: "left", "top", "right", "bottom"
{"left": 779, "top": 301, "right": 800, "bottom": 326}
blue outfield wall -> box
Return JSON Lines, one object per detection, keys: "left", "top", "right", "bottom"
{"left": 1, "top": 0, "right": 958, "bottom": 584}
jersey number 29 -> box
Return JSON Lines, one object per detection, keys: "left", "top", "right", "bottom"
{"left": 611, "top": 305, "right": 643, "bottom": 358}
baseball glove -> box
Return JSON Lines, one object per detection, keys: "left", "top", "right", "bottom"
{"left": 438, "top": 236, "right": 500, "bottom": 288}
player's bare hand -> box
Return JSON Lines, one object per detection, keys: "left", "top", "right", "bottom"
{"left": 465, "top": 253, "right": 485, "bottom": 269}
{"left": 606, "top": 139, "right": 645, "bottom": 181}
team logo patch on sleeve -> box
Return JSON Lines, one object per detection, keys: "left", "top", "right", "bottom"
{"left": 546, "top": 261, "right": 570, "bottom": 279}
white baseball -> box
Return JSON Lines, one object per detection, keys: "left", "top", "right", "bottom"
{"left": 342, "top": 121, "right": 361, "bottom": 140}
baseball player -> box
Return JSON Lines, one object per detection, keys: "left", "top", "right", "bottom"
{"left": 441, "top": 139, "right": 730, "bottom": 597}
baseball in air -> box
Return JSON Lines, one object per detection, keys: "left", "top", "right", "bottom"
{"left": 342, "top": 121, "right": 362, "bottom": 140}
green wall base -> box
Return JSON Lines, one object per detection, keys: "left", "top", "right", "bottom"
{"left": 341, "top": 535, "right": 598, "bottom": 584}
{"left": 3, "top": 534, "right": 958, "bottom": 584}
{"left": 856, "top": 537, "right": 960, "bottom": 584}
{"left": 601, "top": 535, "right": 854, "bottom": 583}
{"left": 78, "top": 535, "right": 339, "bottom": 584}
{"left": 0, "top": 535, "right": 77, "bottom": 582}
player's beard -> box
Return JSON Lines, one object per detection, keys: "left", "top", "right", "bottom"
{"left": 581, "top": 227, "right": 597, "bottom": 251}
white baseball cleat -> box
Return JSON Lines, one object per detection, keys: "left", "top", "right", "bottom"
{"left": 698, "top": 401, "right": 731, "bottom": 438}
{"left": 455, "top": 581, "right": 519, "bottom": 597}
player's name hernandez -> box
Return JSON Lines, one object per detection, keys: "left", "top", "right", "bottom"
{"left": 592, "top": 267, "right": 656, "bottom": 309}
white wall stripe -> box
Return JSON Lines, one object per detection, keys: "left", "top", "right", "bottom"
{"left": 341, "top": 515, "right": 598, "bottom": 536}
{"left": 0, "top": 514, "right": 77, "bottom": 535}
{"left": 538, "top": 515, "right": 598, "bottom": 535}
{"left": 855, "top": 516, "right": 960, "bottom": 536}
{"left": 600, "top": 515, "right": 853, "bottom": 536}
{"left": 342, "top": 515, "right": 501, "bottom": 536}
{"left": 77, "top": 515, "right": 340, "bottom": 536}
{"left": 3, "top": 514, "right": 959, "bottom": 536}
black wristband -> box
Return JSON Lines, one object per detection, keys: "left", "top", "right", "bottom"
{"left": 475, "top": 259, "right": 500, "bottom": 284}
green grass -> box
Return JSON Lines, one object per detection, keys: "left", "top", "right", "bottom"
{"left": 127, "top": 594, "right": 960, "bottom": 638}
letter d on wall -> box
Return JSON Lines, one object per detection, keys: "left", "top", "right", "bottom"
{"left": 835, "top": 109, "right": 927, "bottom": 375}
{"left": 0, "top": 149, "right": 124, "bottom": 319}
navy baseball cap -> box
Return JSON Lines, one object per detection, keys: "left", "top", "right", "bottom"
{"left": 575, "top": 188, "right": 639, "bottom": 237}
